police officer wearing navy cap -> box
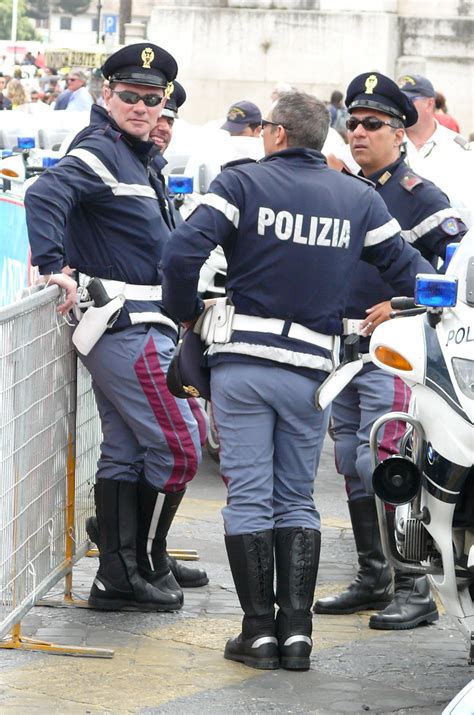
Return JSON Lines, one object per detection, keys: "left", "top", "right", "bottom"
{"left": 161, "top": 90, "right": 435, "bottom": 671}
{"left": 313, "top": 72, "right": 467, "bottom": 629}
{"left": 25, "top": 43, "right": 204, "bottom": 613}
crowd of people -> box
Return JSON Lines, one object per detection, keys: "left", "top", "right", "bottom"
{"left": 11, "top": 39, "right": 473, "bottom": 675}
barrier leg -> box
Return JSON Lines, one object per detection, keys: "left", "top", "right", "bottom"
{"left": 0, "top": 622, "right": 113, "bottom": 658}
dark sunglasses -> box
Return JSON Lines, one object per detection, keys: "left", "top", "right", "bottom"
{"left": 346, "top": 116, "right": 398, "bottom": 132}
{"left": 111, "top": 89, "right": 165, "bottom": 107}
{"left": 261, "top": 118, "right": 293, "bottom": 131}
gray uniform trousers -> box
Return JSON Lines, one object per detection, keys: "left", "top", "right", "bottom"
{"left": 210, "top": 362, "right": 330, "bottom": 535}
{"left": 331, "top": 364, "right": 410, "bottom": 501}
{"left": 79, "top": 324, "right": 202, "bottom": 491}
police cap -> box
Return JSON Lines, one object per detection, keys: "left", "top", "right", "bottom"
{"left": 345, "top": 72, "right": 418, "bottom": 128}
{"left": 101, "top": 42, "right": 178, "bottom": 90}
{"left": 162, "top": 80, "right": 186, "bottom": 119}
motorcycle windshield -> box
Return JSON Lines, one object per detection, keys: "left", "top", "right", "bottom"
{"left": 446, "top": 228, "right": 474, "bottom": 307}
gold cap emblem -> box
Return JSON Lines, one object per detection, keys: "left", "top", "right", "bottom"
{"left": 228, "top": 107, "right": 246, "bottom": 121}
{"left": 365, "top": 74, "right": 378, "bottom": 95}
{"left": 183, "top": 385, "right": 200, "bottom": 398}
{"left": 165, "top": 81, "right": 174, "bottom": 100}
{"left": 141, "top": 47, "right": 154, "bottom": 69}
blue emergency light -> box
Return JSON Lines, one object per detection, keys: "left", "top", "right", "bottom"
{"left": 17, "top": 137, "right": 35, "bottom": 149}
{"left": 167, "top": 175, "right": 193, "bottom": 195}
{"left": 1, "top": 149, "right": 13, "bottom": 158}
{"left": 444, "top": 243, "right": 459, "bottom": 269}
{"left": 415, "top": 273, "right": 458, "bottom": 308}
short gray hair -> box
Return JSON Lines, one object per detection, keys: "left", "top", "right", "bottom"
{"left": 271, "top": 92, "right": 330, "bottom": 151}
{"left": 69, "top": 69, "right": 87, "bottom": 83}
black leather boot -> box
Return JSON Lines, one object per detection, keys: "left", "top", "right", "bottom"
{"left": 313, "top": 497, "right": 393, "bottom": 614}
{"left": 88, "top": 480, "right": 181, "bottom": 612}
{"left": 136, "top": 482, "right": 184, "bottom": 603}
{"left": 369, "top": 571, "right": 439, "bottom": 629}
{"left": 275, "top": 527, "right": 320, "bottom": 671}
{"left": 224, "top": 530, "right": 279, "bottom": 670}
{"left": 86, "top": 492, "right": 208, "bottom": 591}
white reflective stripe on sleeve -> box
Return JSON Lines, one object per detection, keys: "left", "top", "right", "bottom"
{"left": 199, "top": 193, "right": 240, "bottom": 228}
{"left": 400, "top": 208, "right": 463, "bottom": 244}
{"left": 68, "top": 148, "right": 157, "bottom": 198}
{"left": 364, "top": 218, "right": 401, "bottom": 247}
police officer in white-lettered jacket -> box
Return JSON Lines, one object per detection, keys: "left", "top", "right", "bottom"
{"left": 161, "top": 92, "right": 435, "bottom": 672}
{"left": 24, "top": 43, "right": 203, "bottom": 613}
{"left": 313, "top": 72, "right": 467, "bottom": 629}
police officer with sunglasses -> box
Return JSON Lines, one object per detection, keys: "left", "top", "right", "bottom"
{"left": 313, "top": 72, "right": 467, "bottom": 628}
{"left": 25, "top": 43, "right": 204, "bottom": 613}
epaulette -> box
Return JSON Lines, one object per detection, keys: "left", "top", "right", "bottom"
{"left": 400, "top": 170, "right": 423, "bottom": 192}
{"left": 454, "top": 134, "right": 471, "bottom": 150}
{"left": 221, "top": 157, "right": 257, "bottom": 171}
{"left": 341, "top": 167, "right": 375, "bottom": 187}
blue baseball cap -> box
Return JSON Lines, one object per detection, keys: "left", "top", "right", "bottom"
{"left": 398, "top": 74, "right": 435, "bottom": 100}
{"left": 221, "top": 101, "right": 262, "bottom": 132}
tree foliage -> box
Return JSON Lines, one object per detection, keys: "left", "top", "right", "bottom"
{"left": 0, "top": 0, "right": 39, "bottom": 40}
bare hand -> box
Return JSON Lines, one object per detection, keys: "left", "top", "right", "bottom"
{"left": 44, "top": 273, "right": 78, "bottom": 315}
{"left": 361, "top": 301, "right": 394, "bottom": 336}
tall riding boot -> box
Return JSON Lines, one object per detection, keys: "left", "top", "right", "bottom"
{"left": 136, "top": 482, "right": 208, "bottom": 593}
{"left": 275, "top": 528, "right": 321, "bottom": 671}
{"left": 136, "top": 480, "right": 183, "bottom": 603}
{"left": 224, "top": 530, "right": 279, "bottom": 670}
{"left": 86, "top": 488, "right": 208, "bottom": 590}
{"left": 313, "top": 497, "right": 393, "bottom": 614}
{"left": 88, "top": 479, "right": 181, "bottom": 611}
{"left": 369, "top": 511, "right": 438, "bottom": 629}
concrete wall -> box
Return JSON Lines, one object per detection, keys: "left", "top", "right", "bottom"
{"left": 142, "top": 3, "right": 473, "bottom": 136}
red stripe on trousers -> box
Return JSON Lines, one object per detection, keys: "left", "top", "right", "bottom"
{"left": 187, "top": 397, "right": 208, "bottom": 446}
{"left": 134, "top": 336, "right": 198, "bottom": 490}
{"left": 378, "top": 377, "right": 410, "bottom": 461}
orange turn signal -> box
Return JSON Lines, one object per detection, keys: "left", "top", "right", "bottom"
{"left": 1, "top": 168, "right": 20, "bottom": 177}
{"left": 374, "top": 346, "right": 413, "bottom": 371}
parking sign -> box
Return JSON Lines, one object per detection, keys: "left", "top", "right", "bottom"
{"left": 104, "top": 15, "right": 117, "bottom": 34}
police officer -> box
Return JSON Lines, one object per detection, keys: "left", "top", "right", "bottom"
{"left": 313, "top": 72, "right": 467, "bottom": 628}
{"left": 398, "top": 74, "right": 473, "bottom": 228}
{"left": 25, "top": 43, "right": 203, "bottom": 612}
{"left": 161, "top": 91, "right": 434, "bottom": 671}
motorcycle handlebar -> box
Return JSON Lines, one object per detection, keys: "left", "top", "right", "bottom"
{"left": 391, "top": 296, "right": 416, "bottom": 310}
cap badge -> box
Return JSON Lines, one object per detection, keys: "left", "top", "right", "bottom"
{"left": 141, "top": 47, "right": 155, "bottom": 69}
{"left": 228, "top": 107, "right": 246, "bottom": 120}
{"left": 183, "top": 384, "right": 200, "bottom": 397}
{"left": 364, "top": 74, "right": 378, "bottom": 95}
{"left": 165, "top": 81, "right": 174, "bottom": 99}
{"left": 398, "top": 75, "right": 415, "bottom": 87}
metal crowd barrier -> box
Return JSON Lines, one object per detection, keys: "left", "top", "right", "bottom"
{"left": 0, "top": 285, "right": 112, "bottom": 657}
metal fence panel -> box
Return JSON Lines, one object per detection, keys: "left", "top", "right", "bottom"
{"left": 0, "top": 286, "right": 98, "bottom": 639}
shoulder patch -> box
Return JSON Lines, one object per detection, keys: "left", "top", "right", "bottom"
{"left": 341, "top": 167, "right": 375, "bottom": 187}
{"left": 454, "top": 134, "right": 470, "bottom": 150}
{"left": 221, "top": 157, "right": 257, "bottom": 171}
{"left": 400, "top": 171, "right": 423, "bottom": 192}
{"left": 441, "top": 217, "right": 461, "bottom": 236}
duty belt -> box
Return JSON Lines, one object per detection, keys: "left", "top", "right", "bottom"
{"left": 79, "top": 274, "right": 163, "bottom": 301}
{"left": 232, "top": 314, "right": 334, "bottom": 352}
{"left": 342, "top": 317, "right": 372, "bottom": 364}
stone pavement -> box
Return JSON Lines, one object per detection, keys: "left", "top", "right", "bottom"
{"left": 0, "top": 439, "right": 472, "bottom": 714}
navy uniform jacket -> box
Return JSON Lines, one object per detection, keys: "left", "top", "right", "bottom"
{"left": 344, "top": 154, "right": 467, "bottom": 322}
{"left": 162, "top": 148, "right": 434, "bottom": 378}
{"left": 25, "top": 105, "right": 174, "bottom": 331}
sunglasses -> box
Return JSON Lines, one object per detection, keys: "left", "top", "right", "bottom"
{"left": 261, "top": 118, "right": 293, "bottom": 131}
{"left": 111, "top": 89, "right": 165, "bottom": 108}
{"left": 346, "top": 116, "right": 398, "bottom": 132}
{"left": 67, "top": 77, "right": 81, "bottom": 83}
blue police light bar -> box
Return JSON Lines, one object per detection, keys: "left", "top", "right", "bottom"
{"left": 17, "top": 137, "right": 35, "bottom": 149}
{"left": 444, "top": 242, "right": 459, "bottom": 269}
{"left": 167, "top": 175, "right": 193, "bottom": 195}
{"left": 415, "top": 273, "right": 458, "bottom": 308}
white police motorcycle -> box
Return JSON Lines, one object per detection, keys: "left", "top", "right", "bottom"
{"left": 369, "top": 231, "right": 474, "bottom": 662}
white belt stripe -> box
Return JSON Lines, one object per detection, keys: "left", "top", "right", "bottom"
{"left": 200, "top": 193, "right": 240, "bottom": 228}
{"left": 400, "top": 208, "right": 462, "bottom": 244}
{"left": 364, "top": 218, "right": 401, "bottom": 247}
{"left": 68, "top": 148, "right": 157, "bottom": 199}
{"left": 207, "top": 342, "right": 333, "bottom": 372}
